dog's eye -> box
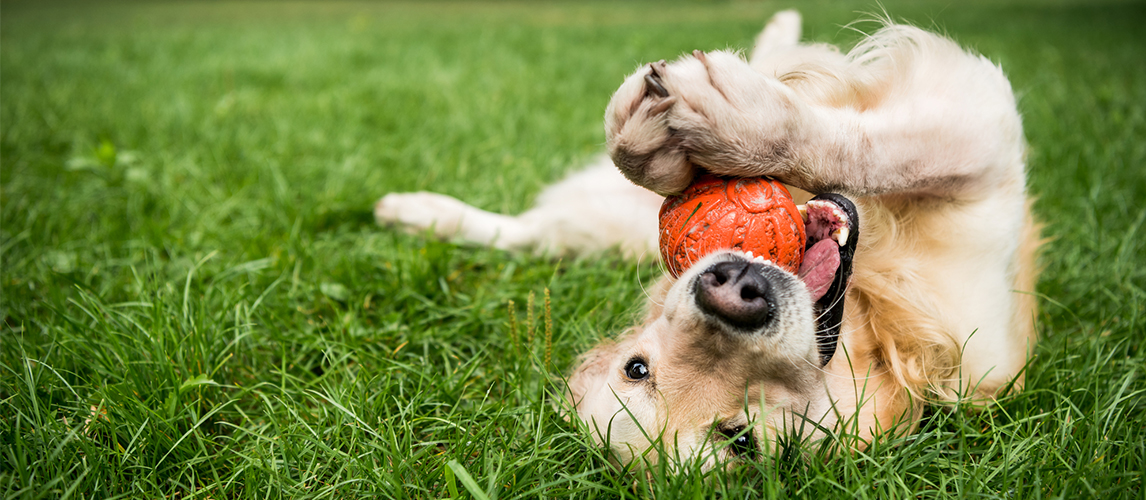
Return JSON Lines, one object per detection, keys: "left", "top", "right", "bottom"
{"left": 720, "top": 426, "right": 757, "bottom": 459}
{"left": 623, "top": 357, "right": 650, "bottom": 381}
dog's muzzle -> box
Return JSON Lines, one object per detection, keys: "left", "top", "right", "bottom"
{"left": 694, "top": 259, "right": 776, "bottom": 331}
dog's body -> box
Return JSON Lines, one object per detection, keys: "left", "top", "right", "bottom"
{"left": 377, "top": 11, "right": 1039, "bottom": 467}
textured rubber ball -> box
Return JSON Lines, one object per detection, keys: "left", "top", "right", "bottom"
{"left": 659, "top": 175, "right": 806, "bottom": 278}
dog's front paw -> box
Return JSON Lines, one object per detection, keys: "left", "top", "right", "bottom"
{"left": 374, "top": 192, "right": 469, "bottom": 236}
{"left": 605, "top": 60, "right": 695, "bottom": 195}
{"left": 605, "top": 50, "right": 803, "bottom": 194}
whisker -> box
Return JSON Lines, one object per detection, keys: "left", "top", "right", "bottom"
{"left": 812, "top": 288, "right": 848, "bottom": 324}
{"left": 635, "top": 251, "right": 666, "bottom": 308}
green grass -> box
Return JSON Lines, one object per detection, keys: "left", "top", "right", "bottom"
{"left": 2, "top": 0, "right": 1144, "bottom": 498}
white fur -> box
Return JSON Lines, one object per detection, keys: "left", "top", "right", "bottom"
{"left": 376, "top": 158, "right": 661, "bottom": 257}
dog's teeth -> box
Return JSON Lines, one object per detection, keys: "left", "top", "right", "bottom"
{"left": 832, "top": 227, "right": 850, "bottom": 246}
{"left": 797, "top": 204, "right": 807, "bottom": 221}
{"left": 745, "top": 251, "right": 754, "bottom": 259}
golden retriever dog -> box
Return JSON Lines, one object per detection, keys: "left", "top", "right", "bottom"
{"left": 376, "top": 11, "right": 1040, "bottom": 468}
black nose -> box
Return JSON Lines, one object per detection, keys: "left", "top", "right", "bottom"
{"left": 694, "top": 260, "right": 774, "bottom": 330}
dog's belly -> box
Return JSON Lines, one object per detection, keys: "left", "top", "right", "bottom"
{"left": 852, "top": 186, "right": 1031, "bottom": 397}
{"left": 921, "top": 193, "right": 1032, "bottom": 394}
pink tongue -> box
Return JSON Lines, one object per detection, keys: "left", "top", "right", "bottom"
{"left": 798, "top": 238, "right": 840, "bottom": 302}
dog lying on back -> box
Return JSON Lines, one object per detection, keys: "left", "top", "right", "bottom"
{"left": 376, "top": 11, "right": 1040, "bottom": 468}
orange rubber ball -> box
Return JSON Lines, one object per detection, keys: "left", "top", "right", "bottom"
{"left": 659, "top": 175, "right": 806, "bottom": 278}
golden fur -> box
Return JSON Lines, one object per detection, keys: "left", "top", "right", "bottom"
{"left": 376, "top": 11, "right": 1040, "bottom": 468}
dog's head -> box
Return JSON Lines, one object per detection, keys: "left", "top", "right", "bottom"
{"left": 567, "top": 194, "right": 858, "bottom": 467}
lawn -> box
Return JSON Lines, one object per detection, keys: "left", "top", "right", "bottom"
{"left": 2, "top": 0, "right": 1144, "bottom": 498}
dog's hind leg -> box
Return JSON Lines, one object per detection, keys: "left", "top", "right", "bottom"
{"left": 748, "top": 11, "right": 849, "bottom": 80}
{"left": 749, "top": 10, "right": 801, "bottom": 62}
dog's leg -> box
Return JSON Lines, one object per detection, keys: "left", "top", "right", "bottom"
{"left": 606, "top": 26, "right": 1025, "bottom": 199}
{"left": 375, "top": 192, "right": 535, "bottom": 251}
{"left": 748, "top": 11, "right": 851, "bottom": 90}
{"left": 749, "top": 10, "right": 801, "bottom": 61}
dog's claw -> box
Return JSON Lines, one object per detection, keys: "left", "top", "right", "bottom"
{"left": 645, "top": 60, "right": 670, "bottom": 98}
{"left": 648, "top": 96, "right": 676, "bottom": 115}
{"left": 692, "top": 50, "right": 706, "bottom": 63}
{"left": 645, "top": 73, "right": 669, "bottom": 98}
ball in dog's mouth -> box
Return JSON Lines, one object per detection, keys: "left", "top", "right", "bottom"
{"left": 737, "top": 193, "right": 858, "bottom": 365}
{"left": 659, "top": 177, "right": 859, "bottom": 365}
{"left": 659, "top": 175, "right": 806, "bottom": 278}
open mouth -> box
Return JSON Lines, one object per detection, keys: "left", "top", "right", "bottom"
{"left": 690, "top": 192, "right": 859, "bottom": 366}
{"left": 799, "top": 193, "right": 859, "bottom": 365}
{"left": 798, "top": 194, "right": 855, "bottom": 302}
{"left": 741, "top": 193, "right": 858, "bottom": 364}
